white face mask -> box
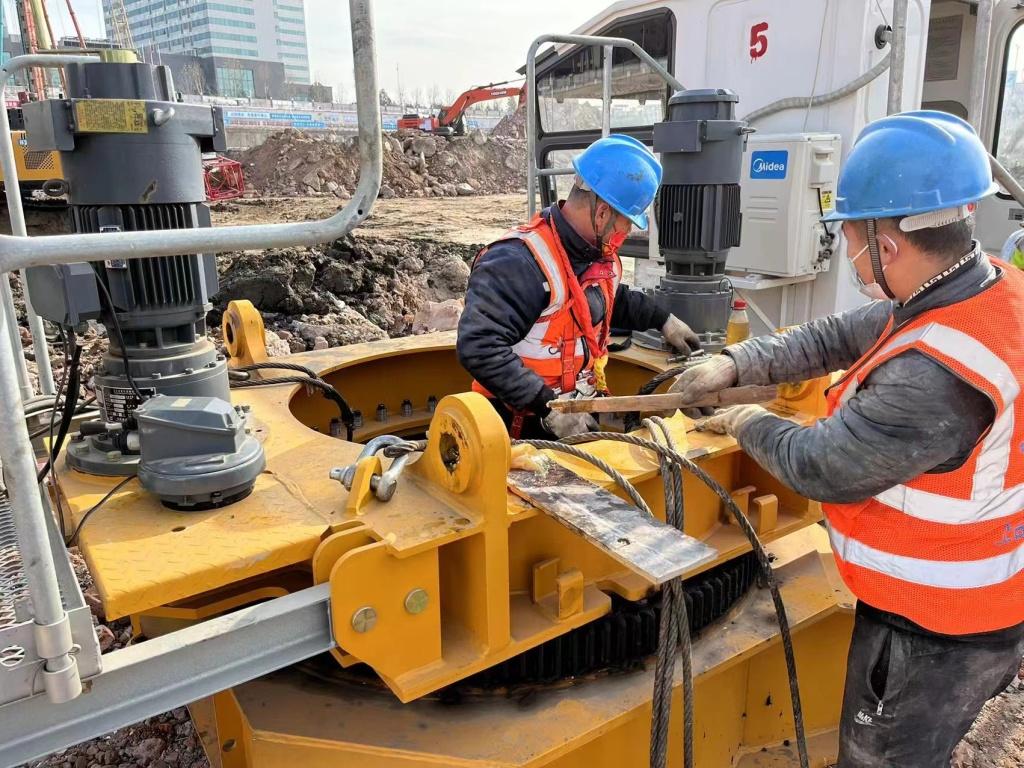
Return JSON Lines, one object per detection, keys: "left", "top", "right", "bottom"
{"left": 848, "top": 237, "right": 896, "bottom": 301}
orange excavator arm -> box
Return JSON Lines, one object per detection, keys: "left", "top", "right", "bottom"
{"left": 437, "top": 83, "right": 525, "bottom": 127}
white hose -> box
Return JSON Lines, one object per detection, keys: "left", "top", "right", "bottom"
{"left": 742, "top": 52, "right": 892, "bottom": 123}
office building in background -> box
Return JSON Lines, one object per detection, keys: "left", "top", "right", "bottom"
{"left": 102, "top": 0, "right": 313, "bottom": 98}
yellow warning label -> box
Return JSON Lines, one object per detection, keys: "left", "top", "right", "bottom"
{"left": 820, "top": 190, "right": 834, "bottom": 211}
{"left": 74, "top": 100, "right": 149, "bottom": 134}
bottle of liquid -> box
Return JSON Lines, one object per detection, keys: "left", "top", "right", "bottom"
{"left": 726, "top": 299, "right": 750, "bottom": 346}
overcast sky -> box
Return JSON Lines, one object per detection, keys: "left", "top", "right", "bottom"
{"left": 7, "top": 0, "right": 608, "bottom": 100}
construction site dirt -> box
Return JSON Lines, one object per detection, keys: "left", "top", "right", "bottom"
{"left": 8, "top": 189, "right": 1024, "bottom": 768}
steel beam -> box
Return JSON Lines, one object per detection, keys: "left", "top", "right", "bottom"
{"left": 0, "top": 583, "right": 334, "bottom": 768}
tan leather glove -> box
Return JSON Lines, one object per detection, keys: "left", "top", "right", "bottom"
{"left": 667, "top": 355, "right": 738, "bottom": 405}
{"left": 695, "top": 404, "right": 768, "bottom": 437}
{"left": 661, "top": 315, "right": 702, "bottom": 357}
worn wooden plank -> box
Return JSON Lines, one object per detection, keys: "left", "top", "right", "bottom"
{"left": 546, "top": 385, "right": 779, "bottom": 415}
{"left": 508, "top": 458, "right": 717, "bottom": 585}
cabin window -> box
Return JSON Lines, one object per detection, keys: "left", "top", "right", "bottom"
{"left": 994, "top": 21, "right": 1024, "bottom": 187}
{"left": 536, "top": 10, "right": 674, "bottom": 134}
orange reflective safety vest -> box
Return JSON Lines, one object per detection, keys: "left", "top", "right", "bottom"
{"left": 823, "top": 258, "right": 1024, "bottom": 635}
{"left": 471, "top": 212, "right": 622, "bottom": 401}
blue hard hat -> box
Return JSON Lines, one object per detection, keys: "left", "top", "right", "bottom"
{"left": 823, "top": 110, "right": 998, "bottom": 223}
{"left": 572, "top": 134, "right": 663, "bottom": 229}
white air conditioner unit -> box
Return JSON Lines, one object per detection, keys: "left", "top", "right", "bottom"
{"left": 729, "top": 133, "right": 842, "bottom": 277}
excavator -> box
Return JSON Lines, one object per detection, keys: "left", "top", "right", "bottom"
{"left": 397, "top": 80, "right": 526, "bottom": 135}
{"left": 0, "top": 1, "right": 1022, "bottom": 768}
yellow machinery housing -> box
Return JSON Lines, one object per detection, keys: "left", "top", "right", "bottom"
{"left": 55, "top": 300, "right": 854, "bottom": 768}
{"left": 1, "top": 129, "right": 62, "bottom": 188}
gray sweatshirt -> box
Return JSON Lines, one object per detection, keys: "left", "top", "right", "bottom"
{"left": 727, "top": 245, "right": 999, "bottom": 505}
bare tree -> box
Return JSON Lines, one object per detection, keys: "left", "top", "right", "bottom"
{"left": 427, "top": 83, "right": 442, "bottom": 107}
{"left": 444, "top": 87, "right": 456, "bottom": 106}
{"left": 379, "top": 88, "right": 396, "bottom": 106}
{"left": 411, "top": 86, "right": 426, "bottom": 109}
{"left": 180, "top": 62, "right": 209, "bottom": 96}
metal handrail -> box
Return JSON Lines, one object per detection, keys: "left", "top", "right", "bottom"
{"left": 525, "top": 33, "right": 684, "bottom": 218}
{"left": 0, "top": 0, "right": 382, "bottom": 272}
{"left": 0, "top": 0, "right": 381, "bottom": 706}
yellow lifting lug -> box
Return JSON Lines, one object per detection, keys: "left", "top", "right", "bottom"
{"left": 222, "top": 299, "right": 269, "bottom": 369}
{"left": 343, "top": 454, "right": 383, "bottom": 516}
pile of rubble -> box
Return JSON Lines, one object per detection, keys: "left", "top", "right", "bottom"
{"left": 238, "top": 128, "right": 526, "bottom": 199}
{"left": 492, "top": 105, "right": 527, "bottom": 139}
{"left": 213, "top": 234, "right": 474, "bottom": 344}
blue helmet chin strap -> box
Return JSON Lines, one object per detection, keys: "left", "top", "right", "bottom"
{"left": 865, "top": 218, "right": 896, "bottom": 299}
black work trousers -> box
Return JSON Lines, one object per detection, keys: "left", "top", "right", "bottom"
{"left": 838, "top": 602, "right": 1024, "bottom": 767}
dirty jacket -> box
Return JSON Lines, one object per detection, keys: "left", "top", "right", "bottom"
{"left": 457, "top": 205, "right": 669, "bottom": 414}
{"left": 727, "top": 245, "right": 1024, "bottom": 640}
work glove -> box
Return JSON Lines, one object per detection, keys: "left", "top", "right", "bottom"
{"left": 694, "top": 404, "right": 768, "bottom": 438}
{"left": 661, "top": 315, "right": 702, "bottom": 357}
{"left": 668, "top": 355, "right": 737, "bottom": 406}
{"left": 541, "top": 410, "right": 598, "bottom": 439}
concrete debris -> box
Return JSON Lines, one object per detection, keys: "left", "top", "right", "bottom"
{"left": 412, "top": 298, "right": 464, "bottom": 334}
{"left": 238, "top": 128, "right": 525, "bottom": 198}
{"left": 492, "top": 104, "right": 527, "bottom": 139}
{"left": 263, "top": 330, "right": 291, "bottom": 358}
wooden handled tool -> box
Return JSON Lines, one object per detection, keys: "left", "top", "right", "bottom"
{"left": 546, "top": 385, "right": 779, "bottom": 415}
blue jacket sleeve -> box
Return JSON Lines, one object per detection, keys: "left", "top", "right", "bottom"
{"left": 610, "top": 284, "right": 670, "bottom": 332}
{"left": 456, "top": 241, "right": 556, "bottom": 413}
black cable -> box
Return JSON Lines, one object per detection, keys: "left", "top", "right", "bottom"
{"left": 92, "top": 271, "right": 145, "bottom": 402}
{"left": 37, "top": 340, "right": 82, "bottom": 483}
{"left": 233, "top": 361, "right": 320, "bottom": 379}
{"left": 622, "top": 366, "right": 690, "bottom": 432}
{"left": 45, "top": 330, "right": 72, "bottom": 541}
{"left": 231, "top": 374, "right": 355, "bottom": 441}
{"left": 65, "top": 475, "right": 137, "bottom": 547}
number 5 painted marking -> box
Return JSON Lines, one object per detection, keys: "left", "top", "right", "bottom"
{"left": 750, "top": 21, "right": 769, "bottom": 61}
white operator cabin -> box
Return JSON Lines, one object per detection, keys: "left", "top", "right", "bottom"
{"left": 533, "top": 0, "right": 1023, "bottom": 333}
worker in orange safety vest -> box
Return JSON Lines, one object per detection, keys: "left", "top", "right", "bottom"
{"left": 457, "top": 135, "right": 701, "bottom": 438}
{"left": 673, "top": 111, "right": 1024, "bottom": 767}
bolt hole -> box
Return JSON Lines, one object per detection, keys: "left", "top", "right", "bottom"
{"left": 172, "top": 526, "right": 186, "bottom": 533}
{"left": 617, "top": 537, "right": 630, "bottom": 546}
{"left": 225, "top": 321, "right": 235, "bottom": 347}
{"left": 222, "top": 739, "right": 236, "bottom": 753}
{"left": 357, "top": 208, "right": 364, "bottom": 215}
{"left": 439, "top": 432, "right": 460, "bottom": 472}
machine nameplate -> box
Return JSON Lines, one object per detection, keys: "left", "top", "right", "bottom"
{"left": 74, "top": 100, "right": 149, "bottom": 134}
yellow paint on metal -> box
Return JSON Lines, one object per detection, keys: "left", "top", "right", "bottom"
{"left": 330, "top": 540, "right": 442, "bottom": 687}
{"left": 0, "top": 131, "right": 63, "bottom": 184}
{"left": 222, "top": 300, "right": 268, "bottom": 369}
{"left": 96, "top": 49, "right": 140, "bottom": 64}
{"left": 202, "top": 526, "right": 853, "bottom": 767}
{"left": 65, "top": 331, "right": 843, "bottom": 716}
{"left": 73, "top": 99, "right": 149, "bottom": 133}
{"left": 57, "top": 467, "right": 333, "bottom": 620}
